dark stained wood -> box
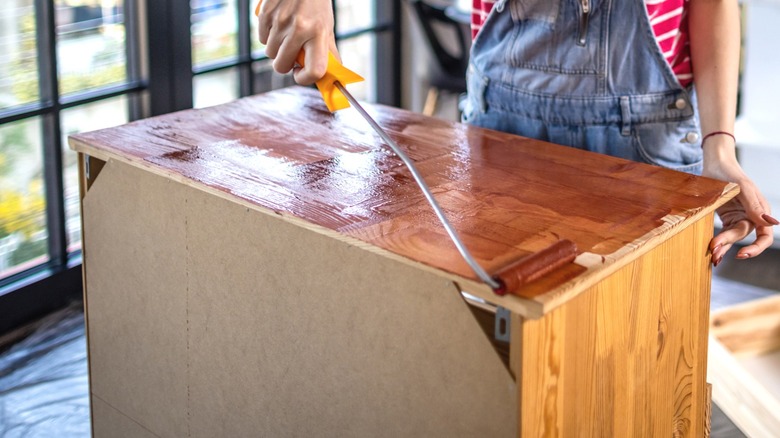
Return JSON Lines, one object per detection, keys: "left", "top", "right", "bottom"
{"left": 69, "top": 86, "right": 736, "bottom": 313}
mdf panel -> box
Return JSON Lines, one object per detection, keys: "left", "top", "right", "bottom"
{"left": 83, "top": 160, "right": 189, "bottom": 438}
{"left": 519, "top": 217, "right": 713, "bottom": 437}
{"left": 84, "top": 159, "right": 516, "bottom": 437}
{"left": 91, "top": 396, "right": 159, "bottom": 438}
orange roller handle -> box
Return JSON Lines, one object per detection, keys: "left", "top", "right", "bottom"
{"left": 492, "top": 240, "right": 578, "bottom": 296}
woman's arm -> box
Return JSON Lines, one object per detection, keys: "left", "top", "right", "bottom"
{"left": 257, "top": 0, "right": 338, "bottom": 85}
{"left": 688, "top": 0, "right": 777, "bottom": 264}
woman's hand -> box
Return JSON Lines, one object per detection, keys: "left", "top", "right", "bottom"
{"left": 257, "top": 0, "right": 338, "bottom": 85}
{"left": 687, "top": 0, "right": 777, "bottom": 263}
{"left": 703, "top": 136, "right": 778, "bottom": 265}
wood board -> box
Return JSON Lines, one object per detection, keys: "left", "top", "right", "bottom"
{"left": 710, "top": 294, "right": 780, "bottom": 356}
{"left": 708, "top": 296, "right": 780, "bottom": 437}
{"left": 516, "top": 214, "right": 714, "bottom": 437}
{"left": 69, "top": 86, "right": 738, "bottom": 318}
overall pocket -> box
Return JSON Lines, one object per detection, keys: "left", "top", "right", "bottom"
{"left": 506, "top": 0, "right": 605, "bottom": 75}
{"left": 633, "top": 118, "right": 703, "bottom": 174}
{"left": 511, "top": 0, "right": 561, "bottom": 23}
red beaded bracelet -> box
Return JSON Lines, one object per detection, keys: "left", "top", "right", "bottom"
{"left": 701, "top": 131, "right": 736, "bottom": 146}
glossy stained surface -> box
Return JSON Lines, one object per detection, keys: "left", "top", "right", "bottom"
{"left": 70, "top": 87, "right": 732, "bottom": 295}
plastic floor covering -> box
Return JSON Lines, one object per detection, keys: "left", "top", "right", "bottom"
{"left": 0, "top": 304, "right": 90, "bottom": 437}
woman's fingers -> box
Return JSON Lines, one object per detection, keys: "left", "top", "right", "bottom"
{"left": 735, "top": 225, "right": 774, "bottom": 259}
{"left": 734, "top": 177, "right": 776, "bottom": 227}
{"left": 710, "top": 194, "right": 776, "bottom": 265}
{"left": 710, "top": 218, "right": 752, "bottom": 265}
{"left": 255, "top": 0, "right": 334, "bottom": 85}
{"left": 293, "top": 38, "right": 330, "bottom": 85}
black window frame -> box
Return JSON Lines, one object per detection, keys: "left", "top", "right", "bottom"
{"left": 0, "top": 0, "right": 401, "bottom": 335}
{"left": 0, "top": 0, "right": 146, "bottom": 333}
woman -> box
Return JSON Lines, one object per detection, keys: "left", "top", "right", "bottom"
{"left": 256, "top": 0, "right": 777, "bottom": 265}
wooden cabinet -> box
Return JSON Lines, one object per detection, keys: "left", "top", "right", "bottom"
{"left": 70, "top": 87, "right": 736, "bottom": 437}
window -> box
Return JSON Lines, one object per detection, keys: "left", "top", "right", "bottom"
{"left": 0, "top": 118, "right": 47, "bottom": 277}
{"left": 0, "top": 0, "right": 142, "bottom": 286}
{"left": 0, "top": 0, "right": 399, "bottom": 330}
{"left": 189, "top": 0, "right": 400, "bottom": 109}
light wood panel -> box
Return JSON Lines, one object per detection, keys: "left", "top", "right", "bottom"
{"left": 708, "top": 336, "right": 780, "bottom": 437}
{"left": 709, "top": 295, "right": 780, "bottom": 436}
{"left": 710, "top": 294, "right": 780, "bottom": 356}
{"left": 516, "top": 216, "right": 714, "bottom": 437}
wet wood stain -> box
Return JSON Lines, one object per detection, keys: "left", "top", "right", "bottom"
{"left": 70, "top": 87, "right": 734, "bottom": 297}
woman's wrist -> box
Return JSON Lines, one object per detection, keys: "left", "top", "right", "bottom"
{"left": 701, "top": 134, "right": 742, "bottom": 180}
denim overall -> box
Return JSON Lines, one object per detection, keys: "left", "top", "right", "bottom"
{"left": 463, "top": 0, "right": 704, "bottom": 174}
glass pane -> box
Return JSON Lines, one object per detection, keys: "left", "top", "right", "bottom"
{"left": 335, "top": 0, "right": 375, "bottom": 34}
{"left": 249, "top": 0, "right": 263, "bottom": 55}
{"left": 192, "top": 0, "right": 238, "bottom": 67}
{"left": 0, "top": 0, "right": 39, "bottom": 110}
{"left": 338, "top": 35, "right": 375, "bottom": 102}
{"left": 0, "top": 118, "right": 49, "bottom": 280}
{"left": 56, "top": 0, "right": 127, "bottom": 96}
{"left": 251, "top": 59, "right": 295, "bottom": 95}
{"left": 61, "top": 96, "right": 128, "bottom": 253}
{"left": 193, "top": 68, "right": 238, "bottom": 108}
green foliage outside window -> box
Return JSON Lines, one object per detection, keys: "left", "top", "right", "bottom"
{"left": 0, "top": 124, "right": 46, "bottom": 272}
{"left": 0, "top": 187, "right": 45, "bottom": 241}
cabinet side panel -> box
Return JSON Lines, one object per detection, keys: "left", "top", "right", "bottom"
{"left": 84, "top": 160, "right": 517, "bottom": 437}
{"left": 91, "top": 396, "right": 159, "bottom": 438}
{"left": 83, "top": 160, "right": 189, "bottom": 437}
{"left": 184, "top": 183, "right": 517, "bottom": 438}
{"left": 520, "top": 218, "right": 713, "bottom": 437}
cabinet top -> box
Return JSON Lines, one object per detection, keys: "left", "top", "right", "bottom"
{"left": 69, "top": 87, "right": 736, "bottom": 317}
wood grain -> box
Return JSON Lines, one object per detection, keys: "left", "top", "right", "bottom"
{"left": 69, "top": 87, "right": 737, "bottom": 317}
{"left": 710, "top": 294, "right": 780, "bottom": 356}
{"left": 516, "top": 215, "right": 714, "bottom": 437}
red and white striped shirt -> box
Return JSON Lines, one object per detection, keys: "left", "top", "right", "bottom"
{"left": 646, "top": 0, "right": 692, "bottom": 86}
{"left": 470, "top": 0, "right": 496, "bottom": 40}
{"left": 471, "top": 0, "right": 693, "bottom": 87}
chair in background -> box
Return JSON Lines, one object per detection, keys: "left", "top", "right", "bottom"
{"left": 407, "top": 0, "right": 471, "bottom": 116}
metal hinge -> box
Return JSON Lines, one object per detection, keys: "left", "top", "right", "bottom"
{"left": 84, "top": 154, "right": 91, "bottom": 180}
{"left": 495, "top": 306, "right": 511, "bottom": 343}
